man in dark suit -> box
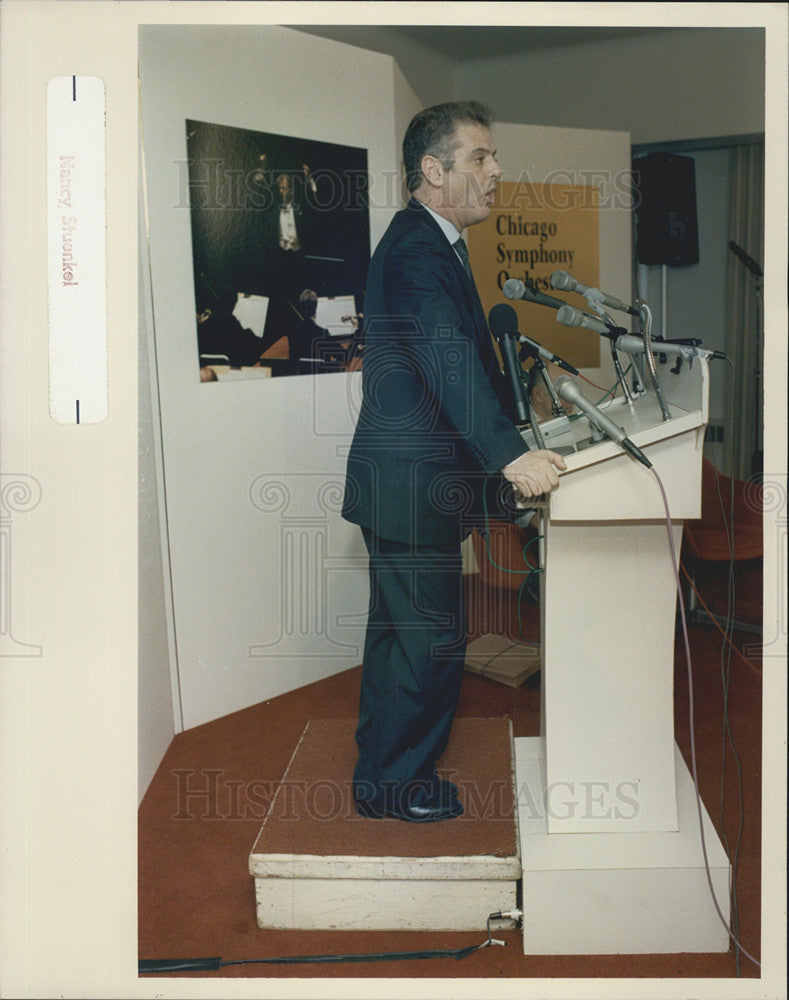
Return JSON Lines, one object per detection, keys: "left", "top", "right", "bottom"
{"left": 342, "top": 102, "right": 566, "bottom": 822}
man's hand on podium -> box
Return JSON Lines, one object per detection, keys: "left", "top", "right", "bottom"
{"left": 502, "top": 449, "right": 567, "bottom": 501}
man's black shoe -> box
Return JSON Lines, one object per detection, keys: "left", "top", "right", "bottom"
{"left": 354, "top": 779, "right": 463, "bottom": 822}
{"left": 355, "top": 796, "right": 463, "bottom": 822}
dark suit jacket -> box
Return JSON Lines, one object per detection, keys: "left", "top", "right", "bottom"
{"left": 342, "top": 199, "right": 528, "bottom": 546}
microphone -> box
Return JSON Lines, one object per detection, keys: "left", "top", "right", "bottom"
{"left": 488, "top": 303, "right": 529, "bottom": 423}
{"left": 551, "top": 270, "right": 640, "bottom": 316}
{"left": 615, "top": 333, "right": 687, "bottom": 357}
{"left": 518, "top": 335, "right": 578, "bottom": 375}
{"left": 614, "top": 333, "right": 725, "bottom": 360}
{"left": 502, "top": 277, "right": 566, "bottom": 310}
{"left": 491, "top": 301, "right": 578, "bottom": 374}
{"left": 728, "top": 240, "right": 763, "bottom": 277}
{"left": 553, "top": 375, "right": 652, "bottom": 469}
{"left": 556, "top": 303, "right": 616, "bottom": 338}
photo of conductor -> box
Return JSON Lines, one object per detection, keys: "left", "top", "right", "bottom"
{"left": 185, "top": 119, "right": 370, "bottom": 378}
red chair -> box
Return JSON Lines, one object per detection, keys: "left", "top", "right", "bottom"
{"left": 682, "top": 456, "right": 762, "bottom": 635}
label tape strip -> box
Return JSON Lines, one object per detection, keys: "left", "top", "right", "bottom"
{"left": 47, "top": 76, "right": 107, "bottom": 424}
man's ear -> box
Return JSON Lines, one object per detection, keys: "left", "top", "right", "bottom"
{"left": 420, "top": 153, "right": 444, "bottom": 188}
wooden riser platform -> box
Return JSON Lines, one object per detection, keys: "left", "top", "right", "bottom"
{"left": 249, "top": 718, "right": 520, "bottom": 931}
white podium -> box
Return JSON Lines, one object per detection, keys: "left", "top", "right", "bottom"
{"left": 515, "top": 355, "right": 731, "bottom": 954}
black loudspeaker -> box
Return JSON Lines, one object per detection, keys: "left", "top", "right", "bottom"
{"left": 633, "top": 153, "right": 700, "bottom": 266}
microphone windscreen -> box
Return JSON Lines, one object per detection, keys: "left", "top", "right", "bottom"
{"left": 488, "top": 302, "right": 519, "bottom": 338}
{"left": 556, "top": 304, "right": 583, "bottom": 327}
{"left": 502, "top": 278, "right": 525, "bottom": 300}
{"left": 551, "top": 270, "right": 575, "bottom": 291}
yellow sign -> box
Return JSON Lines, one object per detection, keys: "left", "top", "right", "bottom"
{"left": 468, "top": 181, "right": 601, "bottom": 369}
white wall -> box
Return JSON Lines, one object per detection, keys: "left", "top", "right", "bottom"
{"left": 138, "top": 177, "right": 178, "bottom": 800}
{"left": 288, "top": 25, "right": 457, "bottom": 109}
{"left": 138, "top": 25, "right": 421, "bottom": 734}
{"left": 457, "top": 28, "right": 764, "bottom": 145}
{"left": 292, "top": 26, "right": 764, "bottom": 147}
{"left": 393, "top": 60, "right": 426, "bottom": 197}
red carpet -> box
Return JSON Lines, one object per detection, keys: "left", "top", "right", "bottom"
{"left": 139, "top": 558, "right": 763, "bottom": 980}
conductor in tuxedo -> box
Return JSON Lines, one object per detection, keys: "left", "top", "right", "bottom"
{"left": 342, "top": 102, "right": 566, "bottom": 822}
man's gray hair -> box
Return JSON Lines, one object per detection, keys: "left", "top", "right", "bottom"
{"left": 402, "top": 101, "right": 494, "bottom": 193}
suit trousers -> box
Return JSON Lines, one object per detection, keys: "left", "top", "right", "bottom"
{"left": 353, "top": 527, "right": 468, "bottom": 797}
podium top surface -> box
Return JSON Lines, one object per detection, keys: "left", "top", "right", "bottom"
{"left": 521, "top": 358, "right": 709, "bottom": 521}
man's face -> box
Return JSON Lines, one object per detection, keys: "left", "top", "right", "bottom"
{"left": 439, "top": 122, "right": 503, "bottom": 231}
{"left": 277, "top": 175, "right": 292, "bottom": 204}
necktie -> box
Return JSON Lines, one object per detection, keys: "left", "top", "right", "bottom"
{"left": 453, "top": 237, "right": 473, "bottom": 280}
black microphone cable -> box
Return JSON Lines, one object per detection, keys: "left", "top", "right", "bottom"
{"left": 139, "top": 911, "right": 515, "bottom": 973}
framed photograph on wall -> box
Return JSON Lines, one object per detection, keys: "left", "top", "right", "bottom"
{"left": 186, "top": 119, "right": 369, "bottom": 379}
